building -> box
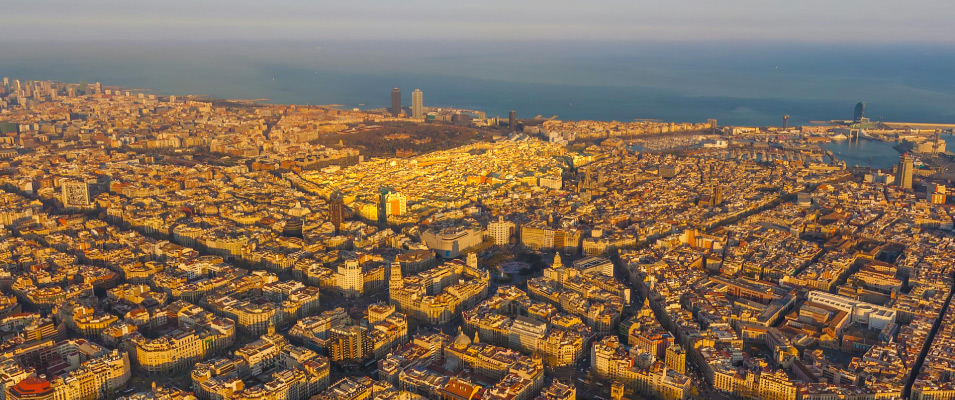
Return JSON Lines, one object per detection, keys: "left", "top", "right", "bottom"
{"left": 509, "top": 316, "right": 547, "bottom": 353}
{"left": 7, "top": 376, "right": 55, "bottom": 400}
{"left": 390, "top": 261, "right": 490, "bottom": 325}
{"left": 487, "top": 217, "right": 516, "bottom": 246}
{"left": 509, "top": 111, "right": 517, "bottom": 132}
{"left": 383, "top": 192, "right": 407, "bottom": 218}
{"left": 411, "top": 89, "right": 423, "bottom": 119}
{"left": 537, "top": 381, "right": 576, "bottom": 400}
{"left": 421, "top": 226, "right": 484, "bottom": 258}
{"left": 807, "top": 291, "right": 896, "bottom": 330}
{"left": 853, "top": 101, "right": 866, "bottom": 122}
{"left": 665, "top": 345, "right": 686, "bottom": 374}
{"left": 896, "top": 153, "right": 914, "bottom": 190}
{"left": 329, "top": 325, "right": 372, "bottom": 363}
{"left": 610, "top": 382, "right": 625, "bottom": 400}
{"left": 391, "top": 88, "right": 401, "bottom": 117}
{"left": 520, "top": 222, "right": 582, "bottom": 254}
{"left": 336, "top": 260, "right": 363, "bottom": 298}
{"left": 329, "top": 193, "right": 345, "bottom": 233}
{"left": 61, "top": 181, "right": 90, "bottom": 209}
{"left": 5, "top": 343, "right": 131, "bottom": 400}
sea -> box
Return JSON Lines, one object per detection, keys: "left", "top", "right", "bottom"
{"left": 1, "top": 40, "right": 954, "bottom": 166}
{"left": 820, "top": 134, "right": 955, "bottom": 169}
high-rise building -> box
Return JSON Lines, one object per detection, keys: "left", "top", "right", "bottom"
{"left": 411, "top": 89, "right": 423, "bottom": 119}
{"left": 384, "top": 192, "right": 407, "bottom": 217}
{"left": 487, "top": 216, "right": 516, "bottom": 246}
{"left": 896, "top": 153, "right": 914, "bottom": 190}
{"left": 337, "top": 260, "right": 363, "bottom": 298}
{"left": 391, "top": 88, "right": 401, "bottom": 117}
{"left": 509, "top": 110, "right": 517, "bottom": 132}
{"left": 328, "top": 325, "right": 372, "bottom": 362}
{"left": 853, "top": 101, "right": 866, "bottom": 122}
{"left": 61, "top": 180, "right": 90, "bottom": 208}
{"left": 329, "top": 193, "right": 344, "bottom": 233}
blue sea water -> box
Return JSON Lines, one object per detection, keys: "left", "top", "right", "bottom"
{"left": 819, "top": 134, "right": 955, "bottom": 169}
{"left": 1, "top": 40, "right": 955, "bottom": 128}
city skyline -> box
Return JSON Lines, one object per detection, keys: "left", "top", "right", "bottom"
{"left": 1, "top": 74, "right": 954, "bottom": 400}
{"left": 2, "top": 0, "right": 955, "bottom": 399}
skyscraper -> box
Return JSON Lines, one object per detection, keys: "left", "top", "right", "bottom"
{"left": 853, "top": 101, "right": 866, "bottom": 122}
{"left": 896, "top": 153, "right": 913, "bottom": 190}
{"left": 509, "top": 110, "right": 517, "bottom": 132}
{"left": 391, "top": 88, "right": 401, "bottom": 117}
{"left": 411, "top": 89, "right": 423, "bottom": 119}
{"left": 329, "top": 192, "right": 344, "bottom": 234}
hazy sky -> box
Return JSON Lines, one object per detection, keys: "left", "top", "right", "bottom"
{"left": 5, "top": 0, "right": 955, "bottom": 43}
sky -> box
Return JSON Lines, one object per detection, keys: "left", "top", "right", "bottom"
{"left": 4, "top": 0, "right": 955, "bottom": 43}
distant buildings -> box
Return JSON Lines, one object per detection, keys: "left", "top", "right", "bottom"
{"left": 4, "top": 341, "right": 131, "bottom": 400}
{"left": 290, "top": 304, "right": 406, "bottom": 364}
{"left": 391, "top": 88, "right": 401, "bottom": 117}
{"left": 390, "top": 259, "right": 489, "bottom": 324}
{"left": 896, "top": 153, "right": 914, "bottom": 190}
{"left": 520, "top": 221, "right": 582, "bottom": 254}
{"left": 127, "top": 301, "right": 236, "bottom": 374}
{"left": 412, "top": 89, "right": 423, "bottom": 119}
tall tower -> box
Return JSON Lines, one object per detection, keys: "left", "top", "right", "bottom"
{"left": 896, "top": 153, "right": 914, "bottom": 190}
{"left": 411, "top": 89, "right": 423, "bottom": 119}
{"left": 509, "top": 110, "right": 517, "bottom": 132}
{"left": 329, "top": 192, "right": 345, "bottom": 234}
{"left": 853, "top": 101, "right": 866, "bottom": 122}
{"left": 783, "top": 114, "right": 790, "bottom": 130}
{"left": 391, "top": 88, "right": 401, "bottom": 117}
